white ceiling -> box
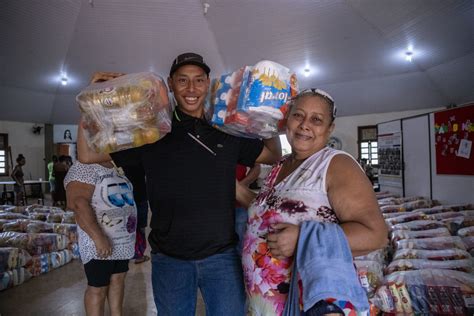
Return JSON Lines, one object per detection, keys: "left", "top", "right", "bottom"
{"left": 1, "top": 0, "right": 473, "bottom": 124}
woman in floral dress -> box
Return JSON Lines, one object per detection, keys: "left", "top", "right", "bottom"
{"left": 237, "top": 89, "right": 388, "bottom": 315}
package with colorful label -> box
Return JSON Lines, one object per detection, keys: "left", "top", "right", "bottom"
{"left": 209, "top": 61, "right": 298, "bottom": 138}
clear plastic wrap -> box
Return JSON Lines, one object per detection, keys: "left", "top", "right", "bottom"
{"left": 391, "top": 196, "right": 426, "bottom": 205}
{"left": 46, "top": 212, "right": 63, "bottom": 223}
{"left": 0, "top": 267, "right": 32, "bottom": 291}
{"left": 0, "top": 205, "right": 16, "bottom": 212}
{"left": 390, "top": 220, "right": 446, "bottom": 232}
{"left": 50, "top": 249, "right": 73, "bottom": 269}
{"left": 458, "top": 226, "right": 474, "bottom": 237}
{"left": 209, "top": 61, "right": 298, "bottom": 139}
{"left": 0, "top": 212, "right": 29, "bottom": 220}
{"left": 2, "top": 219, "right": 50, "bottom": 233}
{"left": 392, "top": 248, "right": 472, "bottom": 261}
{"left": 373, "top": 269, "right": 474, "bottom": 315}
{"left": 26, "top": 221, "right": 54, "bottom": 233}
{"left": 385, "top": 258, "right": 473, "bottom": 274}
{"left": 390, "top": 227, "right": 451, "bottom": 244}
{"left": 26, "top": 253, "right": 50, "bottom": 276}
{"left": 433, "top": 210, "right": 474, "bottom": 220}
{"left": 354, "top": 260, "right": 384, "bottom": 298}
{"left": 0, "top": 247, "right": 32, "bottom": 273}
{"left": 354, "top": 248, "right": 388, "bottom": 265}
{"left": 442, "top": 215, "right": 474, "bottom": 234}
{"left": 385, "top": 212, "right": 432, "bottom": 225}
{"left": 395, "top": 236, "right": 466, "bottom": 251}
{"left": 462, "top": 236, "right": 474, "bottom": 255}
{"left": 53, "top": 223, "right": 78, "bottom": 243}
{"left": 61, "top": 211, "right": 76, "bottom": 224}
{"left": 77, "top": 72, "right": 172, "bottom": 153}
{"left": 0, "top": 232, "right": 68, "bottom": 255}
{"left": 432, "top": 204, "right": 474, "bottom": 212}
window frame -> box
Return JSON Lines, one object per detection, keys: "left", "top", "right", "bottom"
{"left": 0, "top": 134, "right": 8, "bottom": 176}
{"left": 358, "top": 125, "right": 378, "bottom": 166}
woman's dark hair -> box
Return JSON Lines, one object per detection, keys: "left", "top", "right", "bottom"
{"left": 64, "top": 129, "right": 72, "bottom": 139}
{"left": 16, "top": 154, "right": 25, "bottom": 163}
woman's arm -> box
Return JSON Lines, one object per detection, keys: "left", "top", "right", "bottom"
{"left": 66, "top": 180, "right": 112, "bottom": 258}
{"left": 235, "top": 180, "right": 257, "bottom": 208}
{"left": 327, "top": 154, "right": 388, "bottom": 257}
{"left": 240, "top": 164, "right": 261, "bottom": 187}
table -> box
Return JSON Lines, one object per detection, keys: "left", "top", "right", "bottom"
{"left": 0, "top": 180, "right": 49, "bottom": 205}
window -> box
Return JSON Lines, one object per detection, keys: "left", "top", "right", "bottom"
{"left": 358, "top": 126, "right": 378, "bottom": 165}
{"left": 0, "top": 134, "right": 8, "bottom": 176}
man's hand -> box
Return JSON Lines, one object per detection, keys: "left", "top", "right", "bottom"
{"left": 94, "top": 234, "right": 112, "bottom": 258}
{"left": 266, "top": 223, "right": 300, "bottom": 259}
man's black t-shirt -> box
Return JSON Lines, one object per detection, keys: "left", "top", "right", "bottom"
{"left": 111, "top": 108, "right": 264, "bottom": 260}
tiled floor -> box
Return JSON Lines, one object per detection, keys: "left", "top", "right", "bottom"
{"left": 0, "top": 195, "right": 206, "bottom": 316}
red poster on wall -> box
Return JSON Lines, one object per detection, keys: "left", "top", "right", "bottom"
{"left": 434, "top": 104, "right": 474, "bottom": 175}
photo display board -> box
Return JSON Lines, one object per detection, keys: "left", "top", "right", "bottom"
{"left": 377, "top": 120, "right": 403, "bottom": 196}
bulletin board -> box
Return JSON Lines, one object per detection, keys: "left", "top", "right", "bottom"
{"left": 434, "top": 104, "right": 474, "bottom": 175}
{"left": 377, "top": 120, "right": 404, "bottom": 196}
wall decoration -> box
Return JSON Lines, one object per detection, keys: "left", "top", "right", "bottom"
{"left": 53, "top": 124, "right": 78, "bottom": 144}
{"left": 434, "top": 104, "right": 474, "bottom": 175}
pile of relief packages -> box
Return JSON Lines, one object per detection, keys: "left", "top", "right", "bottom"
{"left": 0, "top": 204, "right": 80, "bottom": 291}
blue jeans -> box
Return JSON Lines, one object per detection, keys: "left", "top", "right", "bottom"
{"left": 151, "top": 248, "right": 245, "bottom": 316}
{"left": 235, "top": 207, "right": 248, "bottom": 255}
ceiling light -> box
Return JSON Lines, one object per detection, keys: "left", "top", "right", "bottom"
{"left": 61, "top": 77, "right": 68, "bottom": 86}
{"left": 405, "top": 51, "right": 413, "bottom": 62}
{"left": 303, "top": 68, "right": 311, "bottom": 77}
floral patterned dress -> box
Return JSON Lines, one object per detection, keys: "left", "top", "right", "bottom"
{"left": 242, "top": 147, "right": 353, "bottom": 315}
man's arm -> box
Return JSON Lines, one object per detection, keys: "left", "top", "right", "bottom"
{"left": 239, "top": 164, "right": 261, "bottom": 187}
{"left": 255, "top": 136, "right": 282, "bottom": 165}
{"left": 66, "top": 180, "right": 112, "bottom": 258}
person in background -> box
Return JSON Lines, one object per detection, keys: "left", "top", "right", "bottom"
{"left": 11, "top": 154, "right": 26, "bottom": 206}
{"left": 236, "top": 89, "right": 387, "bottom": 315}
{"left": 65, "top": 160, "right": 136, "bottom": 316}
{"left": 235, "top": 163, "right": 260, "bottom": 254}
{"left": 48, "top": 155, "right": 58, "bottom": 197}
{"left": 78, "top": 52, "right": 282, "bottom": 315}
{"left": 53, "top": 155, "right": 69, "bottom": 207}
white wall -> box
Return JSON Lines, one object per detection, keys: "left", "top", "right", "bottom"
{"left": 0, "top": 120, "right": 46, "bottom": 181}
{"left": 332, "top": 107, "right": 443, "bottom": 158}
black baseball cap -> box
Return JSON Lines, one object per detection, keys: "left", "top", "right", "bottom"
{"left": 169, "top": 52, "right": 211, "bottom": 77}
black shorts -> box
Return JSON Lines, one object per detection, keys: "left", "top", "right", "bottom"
{"left": 83, "top": 259, "right": 129, "bottom": 287}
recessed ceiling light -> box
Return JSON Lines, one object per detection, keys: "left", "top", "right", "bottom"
{"left": 405, "top": 51, "right": 413, "bottom": 62}
{"left": 303, "top": 68, "right": 311, "bottom": 77}
{"left": 61, "top": 77, "right": 68, "bottom": 86}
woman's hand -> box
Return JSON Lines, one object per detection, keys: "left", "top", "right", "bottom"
{"left": 94, "top": 234, "right": 112, "bottom": 258}
{"left": 266, "top": 223, "right": 300, "bottom": 259}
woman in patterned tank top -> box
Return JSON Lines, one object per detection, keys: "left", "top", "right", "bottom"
{"left": 237, "top": 89, "right": 388, "bottom": 315}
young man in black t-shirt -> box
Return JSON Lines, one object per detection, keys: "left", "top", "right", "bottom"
{"left": 78, "top": 53, "right": 281, "bottom": 315}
